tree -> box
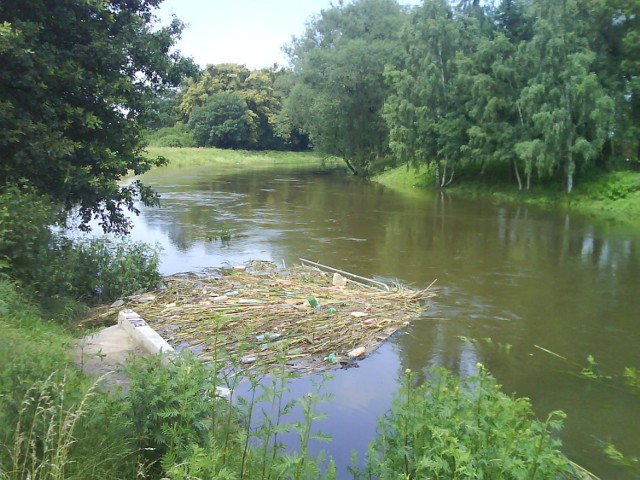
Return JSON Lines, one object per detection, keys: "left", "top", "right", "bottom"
{"left": 284, "top": 0, "right": 407, "bottom": 176}
{"left": 617, "top": 0, "right": 640, "bottom": 165}
{"left": 187, "top": 93, "right": 255, "bottom": 149}
{"left": 460, "top": 31, "right": 531, "bottom": 189}
{"left": 495, "top": 0, "right": 534, "bottom": 42}
{"left": 178, "top": 63, "right": 295, "bottom": 150}
{"left": 384, "top": 0, "right": 474, "bottom": 186}
{"left": 0, "top": 0, "right": 186, "bottom": 232}
{"left": 515, "top": 0, "right": 614, "bottom": 193}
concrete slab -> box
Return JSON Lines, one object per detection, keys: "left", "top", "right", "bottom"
{"left": 73, "top": 324, "right": 148, "bottom": 391}
{"left": 74, "top": 310, "right": 230, "bottom": 398}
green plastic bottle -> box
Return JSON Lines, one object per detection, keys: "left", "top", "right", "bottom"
{"left": 307, "top": 296, "right": 319, "bottom": 308}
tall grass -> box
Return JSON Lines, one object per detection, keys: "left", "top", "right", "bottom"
{"left": 2, "top": 374, "right": 101, "bottom": 480}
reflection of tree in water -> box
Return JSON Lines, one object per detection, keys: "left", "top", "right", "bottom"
{"left": 382, "top": 192, "right": 638, "bottom": 387}
{"left": 392, "top": 321, "right": 481, "bottom": 386}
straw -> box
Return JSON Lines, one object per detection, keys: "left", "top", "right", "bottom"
{"left": 82, "top": 261, "right": 436, "bottom": 374}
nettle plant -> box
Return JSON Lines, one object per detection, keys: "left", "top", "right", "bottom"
{"left": 361, "top": 365, "right": 572, "bottom": 479}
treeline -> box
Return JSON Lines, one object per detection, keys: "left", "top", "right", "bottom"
{"left": 147, "top": 63, "right": 310, "bottom": 151}
{"left": 154, "top": 0, "right": 639, "bottom": 192}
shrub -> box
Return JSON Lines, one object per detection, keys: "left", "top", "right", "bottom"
{"left": 147, "top": 122, "right": 196, "bottom": 148}
{"left": 0, "top": 185, "right": 58, "bottom": 283}
{"left": 126, "top": 354, "right": 215, "bottom": 454}
{"left": 35, "top": 236, "right": 161, "bottom": 305}
{"left": 363, "top": 366, "right": 572, "bottom": 479}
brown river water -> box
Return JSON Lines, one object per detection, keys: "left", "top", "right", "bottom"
{"left": 127, "top": 163, "right": 639, "bottom": 479}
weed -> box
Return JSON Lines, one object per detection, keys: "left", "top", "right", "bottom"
{"left": 1, "top": 373, "right": 101, "bottom": 480}
{"left": 622, "top": 367, "right": 640, "bottom": 393}
{"left": 578, "top": 355, "right": 612, "bottom": 381}
{"left": 361, "top": 366, "right": 572, "bottom": 479}
{"left": 603, "top": 441, "right": 640, "bottom": 472}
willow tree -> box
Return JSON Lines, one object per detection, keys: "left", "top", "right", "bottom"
{"left": 384, "top": 0, "right": 473, "bottom": 187}
{"left": 459, "top": 31, "right": 532, "bottom": 189}
{"left": 515, "top": 0, "right": 614, "bottom": 193}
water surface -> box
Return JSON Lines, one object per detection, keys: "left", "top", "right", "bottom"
{"left": 129, "top": 164, "right": 640, "bottom": 479}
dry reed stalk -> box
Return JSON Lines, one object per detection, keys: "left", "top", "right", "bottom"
{"left": 82, "top": 263, "right": 436, "bottom": 374}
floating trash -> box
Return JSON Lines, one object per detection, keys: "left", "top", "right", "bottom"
{"left": 84, "top": 261, "right": 436, "bottom": 375}
{"left": 255, "top": 332, "right": 282, "bottom": 342}
{"left": 347, "top": 346, "right": 366, "bottom": 358}
{"left": 307, "top": 296, "right": 319, "bottom": 308}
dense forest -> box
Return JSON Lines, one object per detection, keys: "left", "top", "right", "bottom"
{"left": 151, "top": 0, "right": 639, "bottom": 193}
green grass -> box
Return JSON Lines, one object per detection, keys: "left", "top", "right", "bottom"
{"left": 374, "top": 164, "right": 640, "bottom": 225}
{"left": 374, "top": 163, "right": 432, "bottom": 191}
{"left": 145, "top": 146, "right": 341, "bottom": 169}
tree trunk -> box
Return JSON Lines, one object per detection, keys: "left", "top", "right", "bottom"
{"left": 512, "top": 158, "right": 522, "bottom": 191}
{"left": 441, "top": 159, "right": 448, "bottom": 188}
{"left": 343, "top": 157, "right": 357, "bottom": 176}
{"left": 566, "top": 135, "right": 574, "bottom": 194}
{"left": 445, "top": 160, "right": 456, "bottom": 186}
{"left": 434, "top": 160, "right": 441, "bottom": 188}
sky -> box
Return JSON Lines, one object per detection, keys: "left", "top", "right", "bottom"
{"left": 155, "top": 0, "right": 420, "bottom": 70}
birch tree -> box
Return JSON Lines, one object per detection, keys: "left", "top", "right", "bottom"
{"left": 515, "top": 0, "right": 614, "bottom": 193}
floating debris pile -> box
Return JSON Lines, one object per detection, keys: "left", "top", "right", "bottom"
{"left": 90, "top": 261, "right": 436, "bottom": 374}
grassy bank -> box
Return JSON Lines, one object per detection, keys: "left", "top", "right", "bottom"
{"left": 145, "top": 146, "right": 342, "bottom": 169}
{"left": 374, "top": 165, "right": 640, "bottom": 225}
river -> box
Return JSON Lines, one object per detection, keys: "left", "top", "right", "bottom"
{"left": 127, "top": 162, "right": 639, "bottom": 479}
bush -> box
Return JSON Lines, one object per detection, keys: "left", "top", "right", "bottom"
{"left": 1, "top": 186, "right": 160, "bottom": 310}
{"left": 0, "top": 185, "right": 58, "bottom": 283}
{"left": 147, "top": 122, "right": 196, "bottom": 148}
{"left": 37, "top": 236, "right": 162, "bottom": 304}
{"left": 362, "top": 366, "right": 572, "bottom": 479}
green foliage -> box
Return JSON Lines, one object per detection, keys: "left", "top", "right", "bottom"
{"left": 123, "top": 353, "right": 222, "bottom": 470}
{"left": 362, "top": 366, "right": 572, "bottom": 479}
{"left": 584, "top": 171, "right": 640, "bottom": 200}
{"left": 1, "top": 374, "right": 99, "bottom": 480}
{"left": 284, "top": 0, "right": 407, "bottom": 176}
{"left": 578, "top": 355, "right": 612, "bottom": 381}
{"left": 0, "top": 281, "right": 72, "bottom": 421}
{"left": 0, "top": 0, "right": 186, "bottom": 232}
{"left": 188, "top": 92, "right": 256, "bottom": 149}
{"left": 36, "top": 237, "right": 161, "bottom": 305}
{"left": 178, "top": 63, "right": 301, "bottom": 151}
{"left": 0, "top": 186, "right": 58, "bottom": 283}
{"left": 603, "top": 442, "right": 640, "bottom": 474}
{"left": 516, "top": 0, "right": 614, "bottom": 193}
{"left": 385, "top": 0, "right": 471, "bottom": 186}
{"left": 146, "top": 122, "right": 196, "bottom": 148}
{"left": 622, "top": 367, "right": 640, "bottom": 393}
{"left": 1, "top": 185, "right": 160, "bottom": 306}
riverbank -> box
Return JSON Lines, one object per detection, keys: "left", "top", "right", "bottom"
{"left": 145, "top": 146, "right": 343, "bottom": 170}
{"left": 374, "top": 165, "right": 640, "bottom": 225}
